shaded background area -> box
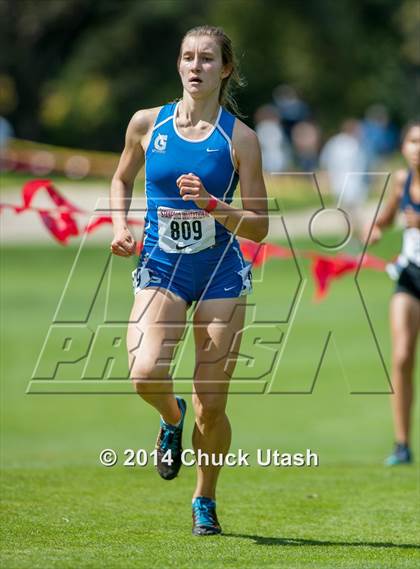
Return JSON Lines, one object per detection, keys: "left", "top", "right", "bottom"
{"left": 0, "top": 0, "right": 418, "bottom": 151}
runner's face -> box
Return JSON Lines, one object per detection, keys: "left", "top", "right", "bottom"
{"left": 178, "top": 36, "right": 231, "bottom": 99}
{"left": 402, "top": 126, "right": 420, "bottom": 169}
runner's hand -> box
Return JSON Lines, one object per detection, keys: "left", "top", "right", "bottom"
{"left": 364, "top": 223, "right": 382, "bottom": 245}
{"left": 177, "top": 173, "right": 211, "bottom": 210}
{"left": 110, "top": 227, "right": 136, "bottom": 256}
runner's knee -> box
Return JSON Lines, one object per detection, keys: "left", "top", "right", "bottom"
{"left": 393, "top": 344, "right": 414, "bottom": 375}
{"left": 130, "top": 357, "right": 170, "bottom": 394}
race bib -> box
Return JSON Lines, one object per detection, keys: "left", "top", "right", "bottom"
{"left": 157, "top": 207, "right": 216, "bottom": 254}
{"left": 402, "top": 227, "right": 420, "bottom": 267}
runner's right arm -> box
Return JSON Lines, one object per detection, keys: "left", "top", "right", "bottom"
{"left": 365, "top": 169, "right": 406, "bottom": 245}
{"left": 110, "top": 110, "right": 151, "bottom": 257}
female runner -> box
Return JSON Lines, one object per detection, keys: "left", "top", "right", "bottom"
{"left": 110, "top": 25, "right": 268, "bottom": 534}
{"left": 367, "top": 121, "right": 420, "bottom": 465}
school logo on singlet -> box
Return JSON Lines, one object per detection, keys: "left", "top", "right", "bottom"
{"left": 153, "top": 134, "right": 168, "bottom": 153}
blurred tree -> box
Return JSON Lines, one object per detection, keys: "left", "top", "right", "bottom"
{"left": 0, "top": 0, "right": 417, "bottom": 150}
{"left": 1, "top": 0, "right": 101, "bottom": 139}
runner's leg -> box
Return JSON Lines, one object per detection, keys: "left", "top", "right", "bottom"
{"left": 389, "top": 292, "right": 420, "bottom": 444}
{"left": 127, "top": 287, "right": 187, "bottom": 425}
{"left": 191, "top": 297, "right": 246, "bottom": 499}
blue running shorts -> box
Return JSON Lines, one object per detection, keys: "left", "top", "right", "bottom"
{"left": 132, "top": 240, "right": 252, "bottom": 305}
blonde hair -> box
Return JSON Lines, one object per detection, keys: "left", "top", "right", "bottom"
{"left": 179, "top": 25, "right": 246, "bottom": 117}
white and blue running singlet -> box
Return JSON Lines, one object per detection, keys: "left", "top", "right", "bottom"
{"left": 390, "top": 170, "right": 420, "bottom": 300}
{"left": 399, "top": 171, "right": 420, "bottom": 267}
{"left": 386, "top": 172, "right": 420, "bottom": 300}
{"left": 132, "top": 101, "right": 253, "bottom": 304}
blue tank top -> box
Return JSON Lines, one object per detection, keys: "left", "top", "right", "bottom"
{"left": 400, "top": 171, "right": 420, "bottom": 213}
{"left": 143, "top": 101, "right": 239, "bottom": 249}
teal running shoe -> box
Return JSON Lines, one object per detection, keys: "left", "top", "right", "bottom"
{"left": 155, "top": 397, "right": 186, "bottom": 480}
{"left": 192, "top": 496, "right": 222, "bottom": 536}
{"left": 385, "top": 443, "right": 412, "bottom": 466}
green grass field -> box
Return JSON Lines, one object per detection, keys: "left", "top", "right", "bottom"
{"left": 1, "top": 235, "right": 419, "bottom": 568}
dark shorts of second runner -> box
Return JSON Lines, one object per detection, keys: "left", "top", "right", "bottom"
{"left": 394, "top": 262, "right": 420, "bottom": 301}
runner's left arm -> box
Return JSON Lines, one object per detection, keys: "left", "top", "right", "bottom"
{"left": 177, "top": 122, "right": 269, "bottom": 243}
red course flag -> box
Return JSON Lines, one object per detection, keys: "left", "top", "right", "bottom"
{"left": 0, "top": 179, "right": 389, "bottom": 300}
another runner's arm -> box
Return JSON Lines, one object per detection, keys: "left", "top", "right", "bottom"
{"left": 366, "top": 170, "right": 406, "bottom": 244}
{"left": 212, "top": 123, "right": 269, "bottom": 242}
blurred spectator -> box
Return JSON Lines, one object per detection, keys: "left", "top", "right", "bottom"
{"left": 254, "top": 104, "right": 291, "bottom": 173}
{"left": 0, "top": 116, "right": 14, "bottom": 148}
{"left": 272, "top": 84, "right": 310, "bottom": 140}
{"left": 361, "top": 104, "right": 398, "bottom": 167}
{"left": 320, "top": 119, "right": 369, "bottom": 234}
{"left": 291, "top": 120, "right": 321, "bottom": 172}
